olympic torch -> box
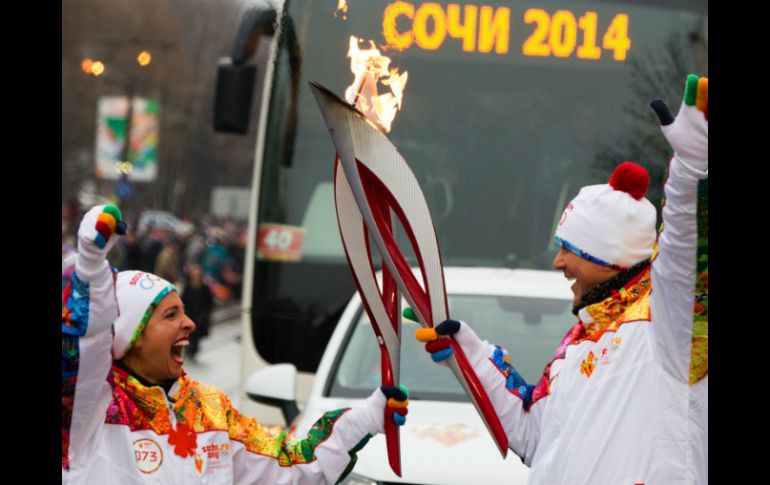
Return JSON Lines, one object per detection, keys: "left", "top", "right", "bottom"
{"left": 311, "top": 82, "right": 509, "bottom": 465}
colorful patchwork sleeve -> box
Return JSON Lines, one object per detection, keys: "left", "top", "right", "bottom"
{"left": 649, "top": 75, "right": 708, "bottom": 386}
{"left": 62, "top": 263, "right": 118, "bottom": 472}
{"left": 227, "top": 391, "right": 383, "bottom": 484}
{"left": 451, "top": 321, "right": 547, "bottom": 466}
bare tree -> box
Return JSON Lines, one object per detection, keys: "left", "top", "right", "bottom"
{"left": 63, "top": 0, "right": 264, "bottom": 219}
{"left": 591, "top": 18, "right": 708, "bottom": 215}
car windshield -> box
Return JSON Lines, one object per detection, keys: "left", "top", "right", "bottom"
{"left": 328, "top": 293, "right": 573, "bottom": 401}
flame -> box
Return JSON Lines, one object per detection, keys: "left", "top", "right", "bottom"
{"left": 344, "top": 36, "right": 408, "bottom": 132}
{"left": 334, "top": 0, "right": 348, "bottom": 19}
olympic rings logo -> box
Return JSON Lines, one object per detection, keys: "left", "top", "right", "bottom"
{"left": 139, "top": 274, "right": 165, "bottom": 290}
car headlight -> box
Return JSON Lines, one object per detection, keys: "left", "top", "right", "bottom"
{"left": 338, "top": 472, "right": 380, "bottom": 485}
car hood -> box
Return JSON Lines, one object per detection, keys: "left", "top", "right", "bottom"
{"left": 298, "top": 397, "right": 530, "bottom": 484}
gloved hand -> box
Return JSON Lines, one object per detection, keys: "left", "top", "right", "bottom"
{"left": 358, "top": 385, "right": 410, "bottom": 435}
{"left": 380, "top": 386, "right": 409, "bottom": 426}
{"left": 407, "top": 305, "right": 462, "bottom": 364}
{"left": 75, "top": 204, "right": 127, "bottom": 278}
{"left": 650, "top": 74, "right": 708, "bottom": 175}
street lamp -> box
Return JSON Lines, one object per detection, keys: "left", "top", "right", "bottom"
{"left": 81, "top": 58, "right": 106, "bottom": 76}
{"left": 115, "top": 51, "right": 157, "bottom": 206}
{"left": 85, "top": 49, "right": 160, "bottom": 209}
{"left": 137, "top": 50, "right": 152, "bottom": 67}
{"left": 81, "top": 58, "right": 94, "bottom": 74}
{"left": 91, "top": 61, "right": 105, "bottom": 76}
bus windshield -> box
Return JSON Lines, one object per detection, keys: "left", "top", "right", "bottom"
{"left": 248, "top": 0, "right": 706, "bottom": 371}
{"left": 260, "top": 0, "right": 707, "bottom": 269}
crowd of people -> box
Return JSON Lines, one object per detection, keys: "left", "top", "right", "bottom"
{"left": 63, "top": 210, "right": 247, "bottom": 360}
{"left": 63, "top": 210, "right": 246, "bottom": 299}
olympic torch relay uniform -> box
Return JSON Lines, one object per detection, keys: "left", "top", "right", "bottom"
{"left": 416, "top": 75, "right": 708, "bottom": 484}
{"left": 448, "top": 153, "right": 707, "bottom": 484}
{"left": 62, "top": 211, "right": 388, "bottom": 484}
{"left": 444, "top": 157, "right": 707, "bottom": 481}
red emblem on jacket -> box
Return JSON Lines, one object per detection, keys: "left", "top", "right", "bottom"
{"left": 168, "top": 422, "right": 197, "bottom": 458}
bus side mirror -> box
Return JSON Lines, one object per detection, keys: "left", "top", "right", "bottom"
{"left": 213, "top": 6, "right": 277, "bottom": 134}
{"left": 244, "top": 363, "right": 300, "bottom": 425}
{"left": 214, "top": 61, "right": 257, "bottom": 134}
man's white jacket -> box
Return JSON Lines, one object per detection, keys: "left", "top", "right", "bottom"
{"left": 454, "top": 155, "right": 708, "bottom": 485}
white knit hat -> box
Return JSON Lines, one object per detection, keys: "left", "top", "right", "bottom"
{"left": 113, "top": 270, "right": 177, "bottom": 359}
{"left": 554, "top": 162, "right": 657, "bottom": 270}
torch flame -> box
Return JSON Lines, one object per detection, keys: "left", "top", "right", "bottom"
{"left": 344, "top": 36, "right": 408, "bottom": 132}
{"left": 334, "top": 0, "right": 348, "bottom": 19}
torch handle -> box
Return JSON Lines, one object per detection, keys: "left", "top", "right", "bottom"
{"left": 380, "top": 346, "right": 402, "bottom": 477}
{"left": 379, "top": 207, "right": 402, "bottom": 477}
{"left": 448, "top": 337, "right": 509, "bottom": 458}
{"left": 384, "top": 410, "right": 401, "bottom": 476}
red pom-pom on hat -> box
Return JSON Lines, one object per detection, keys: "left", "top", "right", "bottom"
{"left": 609, "top": 162, "right": 649, "bottom": 200}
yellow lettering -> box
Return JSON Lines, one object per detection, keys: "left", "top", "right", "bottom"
{"left": 577, "top": 12, "right": 601, "bottom": 60}
{"left": 382, "top": 1, "right": 415, "bottom": 51}
{"left": 549, "top": 10, "right": 576, "bottom": 58}
{"left": 446, "top": 4, "right": 478, "bottom": 52}
{"left": 478, "top": 6, "right": 509, "bottom": 54}
{"left": 522, "top": 8, "right": 550, "bottom": 57}
{"left": 382, "top": 2, "right": 615, "bottom": 60}
{"left": 414, "top": 3, "right": 446, "bottom": 50}
{"left": 603, "top": 13, "right": 631, "bottom": 61}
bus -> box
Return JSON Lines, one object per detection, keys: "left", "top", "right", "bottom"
{"left": 214, "top": 0, "right": 707, "bottom": 420}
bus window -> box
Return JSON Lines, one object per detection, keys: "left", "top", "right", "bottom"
{"left": 300, "top": 182, "right": 345, "bottom": 261}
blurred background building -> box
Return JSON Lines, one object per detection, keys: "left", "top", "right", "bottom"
{"left": 62, "top": 0, "right": 265, "bottom": 223}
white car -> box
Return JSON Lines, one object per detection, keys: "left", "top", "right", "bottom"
{"left": 247, "top": 267, "right": 573, "bottom": 485}
{"left": 137, "top": 210, "right": 194, "bottom": 236}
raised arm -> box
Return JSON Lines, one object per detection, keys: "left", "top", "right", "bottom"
{"left": 62, "top": 205, "right": 126, "bottom": 471}
{"left": 648, "top": 74, "right": 708, "bottom": 384}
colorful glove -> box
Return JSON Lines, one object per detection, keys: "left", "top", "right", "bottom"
{"left": 650, "top": 74, "right": 708, "bottom": 175}
{"left": 76, "top": 204, "right": 127, "bottom": 278}
{"left": 408, "top": 305, "right": 461, "bottom": 364}
{"left": 380, "top": 386, "right": 409, "bottom": 426}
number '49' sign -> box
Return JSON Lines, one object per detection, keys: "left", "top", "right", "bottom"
{"left": 257, "top": 224, "right": 306, "bottom": 262}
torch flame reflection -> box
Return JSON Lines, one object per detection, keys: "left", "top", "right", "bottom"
{"left": 335, "top": 0, "right": 348, "bottom": 19}
{"left": 344, "top": 36, "right": 408, "bottom": 133}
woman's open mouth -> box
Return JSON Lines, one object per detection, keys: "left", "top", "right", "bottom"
{"left": 171, "top": 339, "right": 189, "bottom": 365}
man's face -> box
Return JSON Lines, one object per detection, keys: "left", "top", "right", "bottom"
{"left": 121, "top": 292, "right": 196, "bottom": 384}
{"left": 552, "top": 246, "right": 619, "bottom": 307}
